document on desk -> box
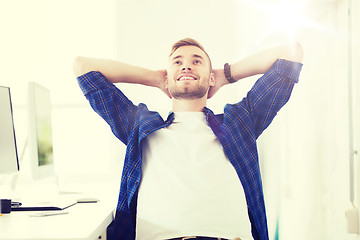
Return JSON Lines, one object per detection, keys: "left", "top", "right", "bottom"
{"left": 29, "top": 211, "right": 69, "bottom": 217}
{"left": 11, "top": 199, "right": 77, "bottom": 211}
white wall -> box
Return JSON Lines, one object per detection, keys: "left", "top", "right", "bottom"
{"left": 1, "top": 0, "right": 359, "bottom": 239}
{"left": 258, "top": 0, "right": 360, "bottom": 239}
{"left": 0, "top": 0, "right": 124, "bottom": 182}
{"left": 354, "top": 0, "right": 360, "bottom": 233}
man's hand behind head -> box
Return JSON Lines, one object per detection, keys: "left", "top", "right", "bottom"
{"left": 207, "top": 69, "right": 229, "bottom": 99}
{"left": 156, "top": 69, "right": 172, "bottom": 98}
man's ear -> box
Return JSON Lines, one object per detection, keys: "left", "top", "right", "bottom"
{"left": 209, "top": 72, "right": 215, "bottom": 87}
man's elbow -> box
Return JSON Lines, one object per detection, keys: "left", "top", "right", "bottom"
{"left": 73, "top": 56, "right": 91, "bottom": 77}
{"left": 294, "top": 42, "right": 304, "bottom": 63}
{"left": 280, "top": 42, "right": 304, "bottom": 63}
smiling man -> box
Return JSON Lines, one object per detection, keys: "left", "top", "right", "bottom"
{"left": 166, "top": 43, "right": 215, "bottom": 111}
{"left": 167, "top": 45, "right": 214, "bottom": 97}
{"left": 74, "top": 38, "right": 303, "bottom": 240}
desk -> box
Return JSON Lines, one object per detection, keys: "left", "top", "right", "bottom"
{"left": 0, "top": 197, "right": 115, "bottom": 240}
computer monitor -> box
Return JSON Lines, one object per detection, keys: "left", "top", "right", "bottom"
{"left": 27, "top": 82, "right": 55, "bottom": 180}
{"left": 0, "top": 86, "right": 19, "bottom": 174}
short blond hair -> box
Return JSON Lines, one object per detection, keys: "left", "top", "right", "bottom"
{"left": 169, "top": 38, "right": 212, "bottom": 71}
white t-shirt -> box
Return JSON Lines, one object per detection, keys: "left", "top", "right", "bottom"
{"left": 136, "top": 112, "right": 253, "bottom": 240}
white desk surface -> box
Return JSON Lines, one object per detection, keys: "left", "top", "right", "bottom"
{"left": 0, "top": 196, "right": 115, "bottom": 240}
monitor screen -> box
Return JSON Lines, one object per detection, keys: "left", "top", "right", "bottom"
{"left": 0, "top": 86, "right": 19, "bottom": 174}
{"left": 28, "top": 82, "right": 54, "bottom": 180}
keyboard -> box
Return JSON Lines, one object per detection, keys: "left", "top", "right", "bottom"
{"left": 11, "top": 199, "right": 77, "bottom": 211}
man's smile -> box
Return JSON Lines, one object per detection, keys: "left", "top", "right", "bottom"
{"left": 177, "top": 74, "right": 198, "bottom": 81}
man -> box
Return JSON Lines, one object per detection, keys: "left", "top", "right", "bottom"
{"left": 73, "top": 38, "right": 303, "bottom": 240}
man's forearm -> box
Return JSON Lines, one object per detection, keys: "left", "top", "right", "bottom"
{"left": 73, "top": 56, "right": 163, "bottom": 87}
{"left": 230, "top": 42, "right": 304, "bottom": 81}
{"left": 208, "top": 43, "right": 304, "bottom": 98}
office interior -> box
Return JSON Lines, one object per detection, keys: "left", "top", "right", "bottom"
{"left": 0, "top": 0, "right": 359, "bottom": 239}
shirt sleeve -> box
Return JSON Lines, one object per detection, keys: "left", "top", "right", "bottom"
{"left": 231, "top": 59, "right": 303, "bottom": 139}
{"left": 77, "top": 71, "right": 138, "bottom": 145}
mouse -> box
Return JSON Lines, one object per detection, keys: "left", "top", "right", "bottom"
{"left": 76, "top": 197, "right": 99, "bottom": 203}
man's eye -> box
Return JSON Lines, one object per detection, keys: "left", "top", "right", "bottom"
{"left": 175, "top": 61, "right": 181, "bottom": 65}
{"left": 194, "top": 60, "right": 201, "bottom": 64}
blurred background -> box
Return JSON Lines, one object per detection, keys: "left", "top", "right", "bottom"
{"left": 0, "top": 0, "right": 359, "bottom": 239}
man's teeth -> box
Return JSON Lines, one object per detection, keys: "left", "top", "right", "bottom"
{"left": 179, "top": 76, "right": 196, "bottom": 81}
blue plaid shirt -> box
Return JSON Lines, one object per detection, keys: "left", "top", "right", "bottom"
{"left": 77, "top": 59, "right": 302, "bottom": 240}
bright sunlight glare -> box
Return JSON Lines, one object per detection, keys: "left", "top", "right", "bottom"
{"left": 240, "top": 0, "right": 331, "bottom": 44}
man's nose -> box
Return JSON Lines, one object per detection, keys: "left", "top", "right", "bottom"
{"left": 181, "top": 66, "right": 192, "bottom": 71}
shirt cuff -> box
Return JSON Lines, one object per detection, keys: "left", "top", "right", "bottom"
{"left": 273, "top": 59, "right": 303, "bottom": 83}
{"left": 77, "top": 71, "right": 114, "bottom": 96}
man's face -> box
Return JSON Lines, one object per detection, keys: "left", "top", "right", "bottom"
{"left": 166, "top": 45, "right": 215, "bottom": 99}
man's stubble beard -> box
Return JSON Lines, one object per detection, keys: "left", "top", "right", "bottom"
{"left": 170, "top": 84, "right": 208, "bottom": 100}
{"left": 169, "top": 73, "right": 212, "bottom": 100}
